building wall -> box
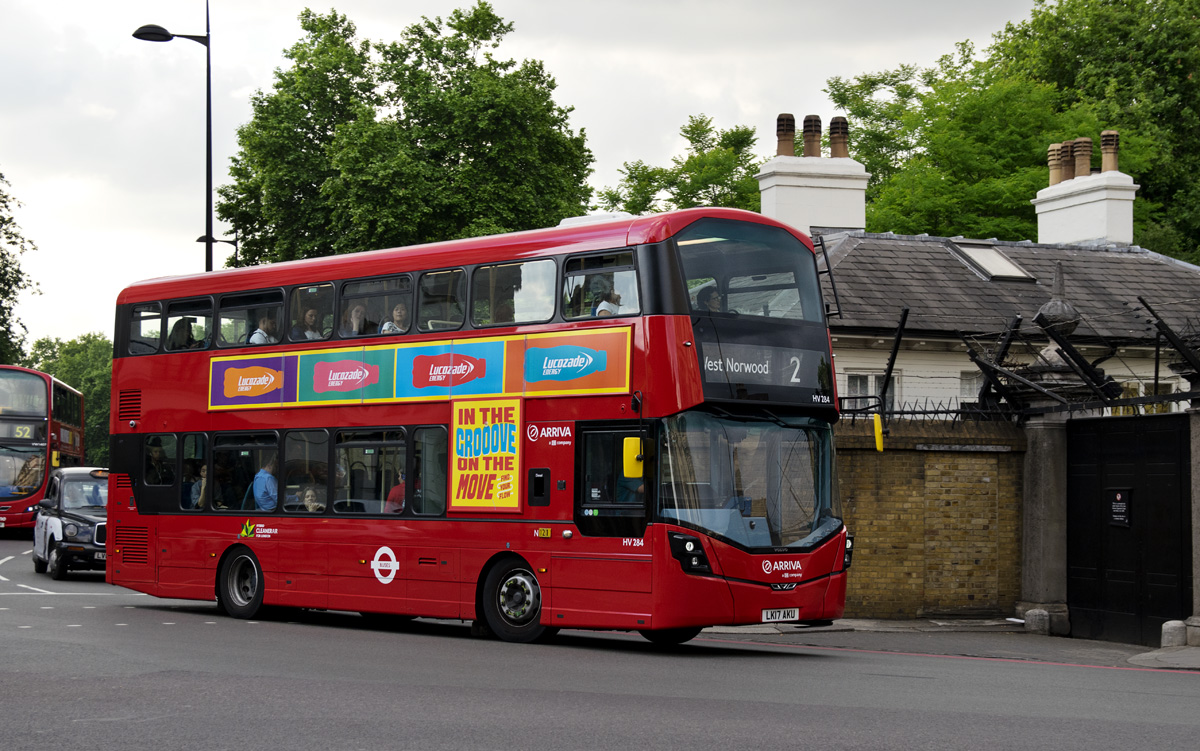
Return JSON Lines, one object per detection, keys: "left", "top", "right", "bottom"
{"left": 835, "top": 417, "right": 1025, "bottom": 617}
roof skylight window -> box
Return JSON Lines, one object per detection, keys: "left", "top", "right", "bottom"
{"left": 948, "top": 242, "right": 1036, "bottom": 282}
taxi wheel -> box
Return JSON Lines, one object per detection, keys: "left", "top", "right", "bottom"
{"left": 217, "top": 548, "right": 263, "bottom": 619}
{"left": 47, "top": 541, "right": 68, "bottom": 581}
{"left": 32, "top": 544, "right": 47, "bottom": 574}
{"left": 481, "top": 559, "right": 556, "bottom": 644}
{"left": 639, "top": 627, "right": 703, "bottom": 646}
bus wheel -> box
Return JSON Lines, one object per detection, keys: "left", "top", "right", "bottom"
{"left": 218, "top": 548, "right": 263, "bottom": 619}
{"left": 482, "top": 560, "right": 554, "bottom": 643}
{"left": 47, "top": 540, "right": 68, "bottom": 581}
{"left": 639, "top": 627, "right": 702, "bottom": 646}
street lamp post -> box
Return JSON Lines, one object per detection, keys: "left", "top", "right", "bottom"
{"left": 134, "top": 0, "right": 214, "bottom": 273}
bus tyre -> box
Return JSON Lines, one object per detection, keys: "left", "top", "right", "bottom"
{"left": 482, "top": 560, "right": 555, "bottom": 644}
{"left": 47, "top": 540, "right": 68, "bottom": 580}
{"left": 639, "top": 627, "right": 703, "bottom": 646}
{"left": 217, "top": 548, "right": 263, "bottom": 619}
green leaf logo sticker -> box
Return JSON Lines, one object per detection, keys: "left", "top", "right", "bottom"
{"left": 239, "top": 520, "right": 256, "bottom": 538}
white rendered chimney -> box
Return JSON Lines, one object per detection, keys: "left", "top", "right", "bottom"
{"left": 1032, "top": 131, "right": 1138, "bottom": 245}
{"left": 757, "top": 114, "right": 869, "bottom": 235}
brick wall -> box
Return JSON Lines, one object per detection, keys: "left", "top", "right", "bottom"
{"left": 835, "top": 418, "right": 1025, "bottom": 618}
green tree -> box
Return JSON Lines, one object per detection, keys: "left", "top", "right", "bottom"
{"left": 0, "top": 172, "right": 37, "bottom": 364}
{"left": 23, "top": 333, "right": 112, "bottom": 466}
{"left": 598, "top": 114, "right": 763, "bottom": 214}
{"left": 828, "top": 1, "right": 1200, "bottom": 258}
{"left": 990, "top": 0, "right": 1200, "bottom": 259}
{"left": 218, "top": 3, "right": 592, "bottom": 265}
{"left": 846, "top": 45, "right": 1110, "bottom": 240}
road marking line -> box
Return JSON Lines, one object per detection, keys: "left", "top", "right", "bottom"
{"left": 21, "top": 550, "right": 30, "bottom": 556}
{"left": 0, "top": 556, "right": 13, "bottom": 566}
{"left": 17, "top": 584, "right": 55, "bottom": 594}
{"left": 0, "top": 574, "right": 9, "bottom": 582}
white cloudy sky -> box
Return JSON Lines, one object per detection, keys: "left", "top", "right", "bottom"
{"left": 1, "top": 0, "right": 1036, "bottom": 346}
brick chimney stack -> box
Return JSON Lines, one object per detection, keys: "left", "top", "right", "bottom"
{"left": 776, "top": 114, "right": 796, "bottom": 157}
{"left": 758, "top": 112, "right": 869, "bottom": 236}
{"left": 1032, "top": 130, "right": 1138, "bottom": 245}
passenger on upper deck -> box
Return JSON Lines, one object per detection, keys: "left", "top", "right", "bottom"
{"left": 379, "top": 301, "right": 409, "bottom": 334}
{"left": 167, "top": 318, "right": 202, "bottom": 350}
{"left": 291, "top": 308, "right": 324, "bottom": 340}
{"left": 695, "top": 287, "right": 722, "bottom": 314}
{"left": 595, "top": 290, "right": 622, "bottom": 317}
{"left": 249, "top": 315, "right": 279, "bottom": 345}
{"left": 338, "top": 303, "right": 375, "bottom": 337}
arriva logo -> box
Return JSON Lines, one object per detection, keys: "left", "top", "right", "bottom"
{"left": 524, "top": 345, "right": 607, "bottom": 383}
{"left": 527, "top": 425, "right": 573, "bottom": 442}
{"left": 762, "top": 559, "right": 804, "bottom": 574}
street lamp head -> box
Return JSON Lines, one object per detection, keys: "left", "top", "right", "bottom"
{"left": 133, "top": 24, "right": 175, "bottom": 42}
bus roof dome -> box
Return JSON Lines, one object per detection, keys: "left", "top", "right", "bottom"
{"left": 557, "top": 212, "right": 634, "bottom": 228}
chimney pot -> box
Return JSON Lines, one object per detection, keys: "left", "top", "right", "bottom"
{"left": 1101, "top": 130, "right": 1119, "bottom": 172}
{"left": 802, "top": 115, "right": 822, "bottom": 157}
{"left": 1047, "top": 145, "right": 1062, "bottom": 186}
{"left": 830, "top": 117, "right": 850, "bottom": 158}
{"left": 1058, "top": 141, "right": 1075, "bottom": 180}
{"left": 1073, "top": 136, "right": 1093, "bottom": 179}
{"left": 776, "top": 114, "right": 796, "bottom": 157}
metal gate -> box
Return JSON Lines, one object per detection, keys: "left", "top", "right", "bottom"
{"left": 1066, "top": 413, "right": 1192, "bottom": 646}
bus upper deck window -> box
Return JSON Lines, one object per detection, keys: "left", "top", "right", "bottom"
{"left": 289, "top": 284, "right": 334, "bottom": 342}
{"left": 417, "top": 270, "right": 465, "bottom": 332}
{"left": 339, "top": 276, "right": 412, "bottom": 339}
{"left": 676, "top": 218, "right": 824, "bottom": 323}
{"left": 166, "top": 299, "right": 213, "bottom": 351}
{"left": 217, "top": 291, "right": 284, "bottom": 347}
{"left": 472, "top": 259, "right": 556, "bottom": 327}
{"left": 128, "top": 303, "right": 162, "bottom": 355}
{"left": 562, "top": 251, "right": 639, "bottom": 319}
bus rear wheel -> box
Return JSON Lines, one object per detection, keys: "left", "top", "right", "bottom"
{"left": 639, "top": 627, "right": 703, "bottom": 646}
{"left": 217, "top": 548, "right": 263, "bottom": 619}
{"left": 481, "top": 560, "right": 555, "bottom": 643}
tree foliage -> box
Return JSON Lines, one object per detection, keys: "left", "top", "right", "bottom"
{"left": 598, "top": 114, "right": 763, "bottom": 214}
{"left": 218, "top": 3, "right": 593, "bottom": 265}
{"left": 827, "top": 1, "right": 1200, "bottom": 259}
{"left": 0, "top": 172, "right": 37, "bottom": 364}
{"left": 22, "top": 333, "right": 112, "bottom": 467}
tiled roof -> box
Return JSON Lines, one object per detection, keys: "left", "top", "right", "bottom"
{"left": 819, "top": 232, "right": 1200, "bottom": 344}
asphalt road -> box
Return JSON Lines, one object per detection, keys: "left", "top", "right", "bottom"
{"left": 2, "top": 530, "right": 1198, "bottom": 751}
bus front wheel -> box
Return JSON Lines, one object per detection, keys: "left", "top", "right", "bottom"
{"left": 217, "top": 548, "right": 263, "bottom": 619}
{"left": 481, "top": 559, "right": 556, "bottom": 643}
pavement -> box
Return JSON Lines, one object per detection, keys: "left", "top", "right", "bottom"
{"left": 701, "top": 618, "right": 1200, "bottom": 671}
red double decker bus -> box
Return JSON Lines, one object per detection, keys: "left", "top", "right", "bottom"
{"left": 0, "top": 365, "right": 86, "bottom": 530}
{"left": 107, "top": 208, "right": 849, "bottom": 644}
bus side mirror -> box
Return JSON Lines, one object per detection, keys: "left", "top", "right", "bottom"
{"left": 622, "top": 437, "right": 643, "bottom": 479}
